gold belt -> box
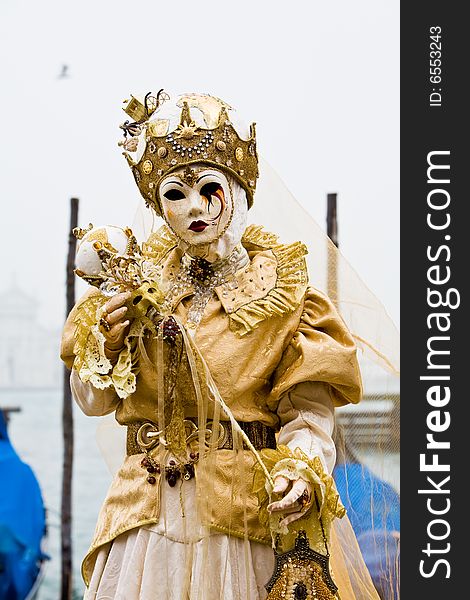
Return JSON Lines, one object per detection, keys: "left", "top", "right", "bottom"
{"left": 126, "top": 419, "right": 277, "bottom": 456}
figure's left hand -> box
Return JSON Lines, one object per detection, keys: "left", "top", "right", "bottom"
{"left": 267, "top": 476, "right": 312, "bottom": 527}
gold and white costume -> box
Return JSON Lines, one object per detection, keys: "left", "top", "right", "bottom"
{"left": 61, "top": 92, "right": 390, "bottom": 600}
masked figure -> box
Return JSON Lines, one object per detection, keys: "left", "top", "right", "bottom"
{"left": 61, "top": 92, "right": 389, "bottom": 599}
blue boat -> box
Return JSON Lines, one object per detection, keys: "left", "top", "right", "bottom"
{"left": 0, "top": 410, "right": 48, "bottom": 600}
{"left": 334, "top": 459, "right": 400, "bottom": 600}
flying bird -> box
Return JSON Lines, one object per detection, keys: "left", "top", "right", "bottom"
{"left": 58, "top": 64, "right": 69, "bottom": 79}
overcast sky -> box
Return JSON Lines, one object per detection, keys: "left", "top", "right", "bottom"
{"left": 0, "top": 0, "right": 399, "bottom": 330}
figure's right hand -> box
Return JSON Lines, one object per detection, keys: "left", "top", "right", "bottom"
{"left": 100, "top": 291, "right": 132, "bottom": 351}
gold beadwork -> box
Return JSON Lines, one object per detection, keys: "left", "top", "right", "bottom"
{"left": 216, "top": 140, "right": 226, "bottom": 151}
{"left": 157, "top": 147, "right": 167, "bottom": 158}
{"left": 265, "top": 531, "right": 338, "bottom": 600}
{"left": 235, "top": 147, "right": 243, "bottom": 161}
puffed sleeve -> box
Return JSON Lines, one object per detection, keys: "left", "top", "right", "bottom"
{"left": 266, "top": 288, "right": 361, "bottom": 515}
{"left": 60, "top": 289, "right": 121, "bottom": 416}
{"left": 269, "top": 287, "right": 362, "bottom": 409}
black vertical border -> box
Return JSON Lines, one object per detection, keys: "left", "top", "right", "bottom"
{"left": 401, "top": 4, "right": 466, "bottom": 597}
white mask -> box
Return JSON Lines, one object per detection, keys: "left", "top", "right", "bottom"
{"left": 159, "top": 167, "right": 248, "bottom": 263}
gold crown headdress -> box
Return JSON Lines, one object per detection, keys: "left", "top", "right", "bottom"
{"left": 120, "top": 91, "right": 259, "bottom": 215}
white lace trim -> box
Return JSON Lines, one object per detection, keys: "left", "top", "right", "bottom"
{"left": 76, "top": 308, "right": 136, "bottom": 399}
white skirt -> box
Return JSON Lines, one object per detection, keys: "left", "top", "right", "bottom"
{"left": 84, "top": 475, "right": 274, "bottom": 600}
{"left": 85, "top": 527, "right": 273, "bottom": 600}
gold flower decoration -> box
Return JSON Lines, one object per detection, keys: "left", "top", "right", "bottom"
{"left": 174, "top": 120, "right": 200, "bottom": 139}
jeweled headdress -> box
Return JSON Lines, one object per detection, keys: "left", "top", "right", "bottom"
{"left": 120, "top": 91, "right": 259, "bottom": 215}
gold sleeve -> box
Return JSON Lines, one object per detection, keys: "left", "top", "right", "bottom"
{"left": 269, "top": 287, "right": 362, "bottom": 408}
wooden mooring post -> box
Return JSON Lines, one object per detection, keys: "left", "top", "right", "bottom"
{"left": 61, "top": 197, "right": 78, "bottom": 600}
{"left": 326, "top": 193, "right": 338, "bottom": 304}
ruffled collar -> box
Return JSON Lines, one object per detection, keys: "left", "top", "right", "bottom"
{"left": 143, "top": 224, "right": 309, "bottom": 335}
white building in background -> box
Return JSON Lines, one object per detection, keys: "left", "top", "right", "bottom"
{"left": 0, "top": 284, "right": 61, "bottom": 388}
